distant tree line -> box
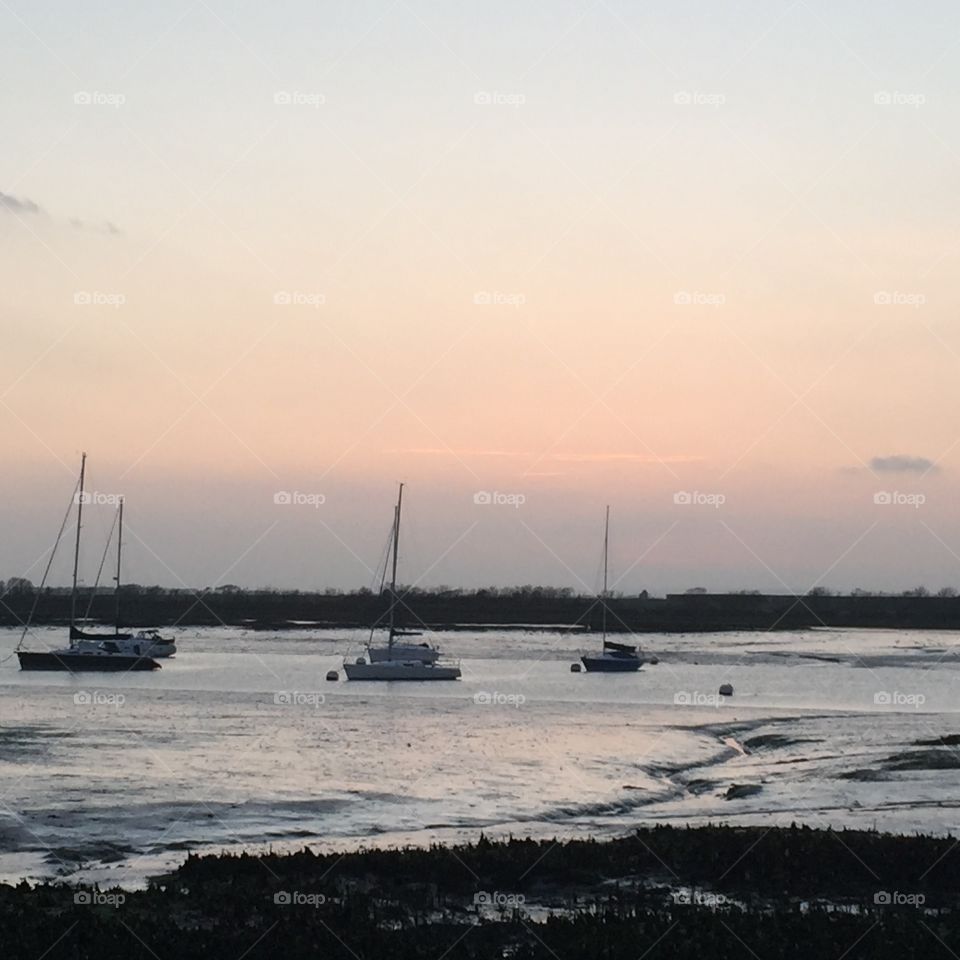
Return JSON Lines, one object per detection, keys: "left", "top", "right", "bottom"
{"left": 2, "top": 580, "right": 960, "bottom": 631}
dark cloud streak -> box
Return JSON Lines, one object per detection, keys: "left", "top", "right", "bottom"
{"left": 870, "top": 455, "right": 938, "bottom": 474}
{"left": 2, "top": 189, "right": 121, "bottom": 235}
{"left": 0, "top": 190, "right": 42, "bottom": 215}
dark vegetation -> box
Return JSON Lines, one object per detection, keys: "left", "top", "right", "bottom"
{"left": 3, "top": 825, "right": 960, "bottom": 958}
{"left": 3, "top": 579, "right": 960, "bottom": 631}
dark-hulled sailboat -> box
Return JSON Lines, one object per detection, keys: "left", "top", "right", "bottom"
{"left": 580, "top": 506, "right": 642, "bottom": 673}
{"left": 17, "top": 454, "right": 161, "bottom": 672}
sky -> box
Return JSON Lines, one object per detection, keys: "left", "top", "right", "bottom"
{"left": 1, "top": 0, "right": 959, "bottom": 596}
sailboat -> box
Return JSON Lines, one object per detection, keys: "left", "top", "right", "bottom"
{"left": 580, "top": 506, "right": 642, "bottom": 673}
{"left": 343, "top": 484, "right": 460, "bottom": 681}
{"left": 17, "top": 454, "right": 162, "bottom": 672}
{"left": 70, "top": 497, "right": 176, "bottom": 658}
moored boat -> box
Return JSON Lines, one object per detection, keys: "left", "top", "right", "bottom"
{"left": 16, "top": 454, "right": 162, "bottom": 672}
{"left": 580, "top": 506, "right": 642, "bottom": 674}
{"left": 343, "top": 484, "right": 460, "bottom": 681}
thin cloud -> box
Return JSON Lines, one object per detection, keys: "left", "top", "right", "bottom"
{"left": 0, "top": 190, "right": 42, "bottom": 215}
{"left": 870, "top": 454, "right": 938, "bottom": 474}
{"left": 387, "top": 447, "right": 525, "bottom": 457}
{"left": 550, "top": 453, "right": 703, "bottom": 464}
{"left": 69, "top": 217, "right": 123, "bottom": 236}
{"left": 390, "top": 448, "right": 702, "bottom": 465}
{"left": 1, "top": 189, "right": 120, "bottom": 234}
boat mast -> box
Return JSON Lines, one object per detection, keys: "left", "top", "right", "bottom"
{"left": 69, "top": 452, "right": 87, "bottom": 637}
{"left": 601, "top": 505, "right": 609, "bottom": 643}
{"left": 114, "top": 497, "right": 124, "bottom": 635}
{"left": 388, "top": 483, "right": 403, "bottom": 650}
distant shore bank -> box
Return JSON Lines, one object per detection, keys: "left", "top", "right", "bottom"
{"left": 4, "top": 586, "right": 960, "bottom": 632}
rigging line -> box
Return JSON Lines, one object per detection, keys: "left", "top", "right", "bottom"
{"left": 11, "top": 475, "right": 81, "bottom": 656}
{"left": 82, "top": 507, "right": 120, "bottom": 623}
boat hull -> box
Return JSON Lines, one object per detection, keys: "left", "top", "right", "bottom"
{"left": 17, "top": 651, "right": 161, "bottom": 672}
{"left": 580, "top": 655, "right": 641, "bottom": 673}
{"left": 343, "top": 660, "right": 460, "bottom": 681}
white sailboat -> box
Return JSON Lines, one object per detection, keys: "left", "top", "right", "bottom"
{"left": 343, "top": 484, "right": 460, "bottom": 681}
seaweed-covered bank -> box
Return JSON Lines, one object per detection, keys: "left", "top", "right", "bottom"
{"left": 3, "top": 824, "right": 960, "bottom": 958}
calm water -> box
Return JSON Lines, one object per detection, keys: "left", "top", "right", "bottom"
{"left": 0, "top": 625, "right": 958, "bottom": 887}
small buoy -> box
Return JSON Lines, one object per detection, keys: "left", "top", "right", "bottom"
{"left": 570, "top": 663, "right": 582, "bottom": 673}
{"left": 649, "top": 656, "right": 659, "bottom": 665}
{"left": 326, "top": 670, "right": 339, "bottom": 682}
{"left": 719, "top": 683, "right": 734, "bottom": 697}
